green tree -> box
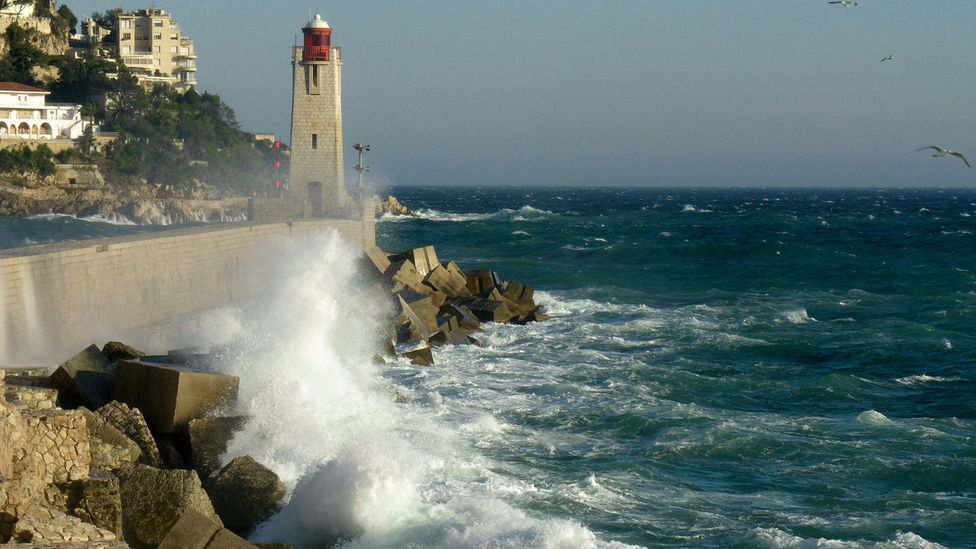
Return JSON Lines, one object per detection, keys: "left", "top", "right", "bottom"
{"left": 0, "top": 23, "right": 48, "bottom": 85}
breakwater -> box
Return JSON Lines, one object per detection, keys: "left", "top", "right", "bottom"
{"left": 0, "top": 216, "right": 375, "bottom": 365}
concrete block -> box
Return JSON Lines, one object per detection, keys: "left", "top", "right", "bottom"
{"left": 429, "top": 330, "right": 479, "bottom": 347}
{"left": 47, "top": 345, "right": 115, "bottom": 410}
{"left": 112, "top": 360, "right": 239, "bottom": 434}
{"left": 101, "top": 341, "right": 145, "bottom": 363}
{"left": 502, "top": 282, "right": 535, "bottom": 301}
{"left": 158, "top": 508, "right": 221, "bottom": 549}
{"left": 207, "top": 527, "right": 259, "bottom": 549}
{"left": 64, "top": 474, "right": 123, "bottom": 538}
{"left": 118, "top": 464, "right": 222, "bottom": 548}
{"left": 394, "top": 340, "right": 434, "bottom": 366}
{"left": 185, "top": 416, "right": 248, "bottom": 480}
{"left": 363, "top": 246, "right": 391, "bottom": 274}
{"left": 448, "top": 297, "right": 514, "bottom": 324}
{"left": 423, "top": 265, "right": 470, "bottom": 297}
{"left": 465, "top": 269, "right": 499, "bottom": 296}
{"left": 396, "top": 290, "right": 438, "bottom": 337}
{"left": 384, "top": 259, "right": 425, "bottom": 294}
{"left": 389, "top": 246, "right": 439, "bottom": 277}
{"left": 439, "top": 303, "right": 482, "bottom": 332}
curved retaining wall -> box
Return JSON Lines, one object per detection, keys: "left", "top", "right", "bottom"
{"left": 0, "top": 218, "right": 374, "bottom": 364}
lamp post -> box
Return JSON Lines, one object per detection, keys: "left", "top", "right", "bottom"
{"left": 353, "top": 143, "right": 370, "bottom": 201}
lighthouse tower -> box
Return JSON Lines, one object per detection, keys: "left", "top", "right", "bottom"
{"left": 288, "top": 14, "right": 345, "bottom": 216}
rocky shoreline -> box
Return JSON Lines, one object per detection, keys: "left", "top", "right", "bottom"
{"left": 1, "top": 184, "right": 416, "bottom": 225}
{"left": 0, "top": 181, "right": 248, "bottom": 225}
{"left": 0, "top": 243, "right": 546, "bottom": 547}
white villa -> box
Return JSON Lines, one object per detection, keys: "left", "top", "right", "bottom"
{"left": 0, "top": 82, "right": 93, "bottom": 140}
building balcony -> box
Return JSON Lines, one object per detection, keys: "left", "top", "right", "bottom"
{"left": 293, "top": 46, "right": 341, "bottom": 62}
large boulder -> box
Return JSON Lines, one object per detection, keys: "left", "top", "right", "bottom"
{"left": 158, "top": 508, "right": 259, "bottom": 549}
{"left": 204, "top": 456, "right": 285, "bottom": 534}
{"left": 118, "top": 464, "right": 222, "bottom": 549}
{"left": 185, "top": 416, "right": 248, "bottom": 480}
{"left": 47, "top": 345, "right": 115, "bottom": 410}
{"left": 96, "top": 402, "right": 162, "bottom": 468}
{"left": 112, "top": 360, "right": 239, "bottom": 434}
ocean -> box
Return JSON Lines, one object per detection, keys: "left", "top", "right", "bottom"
{"left": 3, "top": 187, "right": 975, "bottom": 548}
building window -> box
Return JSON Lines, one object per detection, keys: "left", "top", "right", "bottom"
{"left": 311, "top": 134, "right": 318, "bottom": 149}
{"left": 153, "top": 33, "right": 162, "bottom": 40}
{"left": 154, "top": 20, "right": 163, "bottom": 27}
{"left": 121, "top": 20, "right": 131, "bottom": 29}
{"left": 122, "top": 33, "right": 131, "bottom": 40}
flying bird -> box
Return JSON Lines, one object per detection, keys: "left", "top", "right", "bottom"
{"left": 829, "top": 1, "right": 858, "bottom": 6}
{"left": 917, "top": 146, "right": 971, "bottom": 168}
{"left": 881, "top": 54, "right": 894, "bottom": 62}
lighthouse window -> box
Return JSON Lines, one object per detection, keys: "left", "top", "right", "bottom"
{"left": 312, "top": 134, "right": 318, "bottom": 149}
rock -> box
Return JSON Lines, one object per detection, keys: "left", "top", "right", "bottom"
{"left": 47, "top": 345, "right": 115, "bottom": 410}
{"left": 63, "top": 475, "right": 123, "bottom": 538}
{"left": 101, "top": 342, "right": 146, "bottom": 363}
{"left": 389, "top": 246, "right": 440, "bottom": 277}
{"left": 96, "top": 402, "right": 163, "bottom": 468}
{"left": 204, "top": 456, "right": 284, "bottom": 534}
{"left": 3, "top": 386, "right": 58, "bottom": 411}
{"left": 207, "top": 527, "right": 259, "bottom": 548}
{"left": 11, "top": 504, "right": 117, "bottom": 544}
{"left": 374, "top": 195, "right": 415, "bottom": 217}
{"left": 112, "top": 360, "right": 239, "bottom": 434}
{"left": 118, "top": 464, "right": 222, "bottom": 549}
{"left": 77, "top": 407, "right": 142, "bottom": 473}
{"left": 184, "top": 417, "right": 248, "bottom": 480}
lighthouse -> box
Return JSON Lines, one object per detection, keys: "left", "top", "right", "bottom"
{"left": 288, "top": 14, "right": 345, "bottom": 216}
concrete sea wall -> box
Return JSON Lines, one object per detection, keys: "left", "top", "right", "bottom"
{"left": 0, "top": 217, "right": 375, "bottom": 364}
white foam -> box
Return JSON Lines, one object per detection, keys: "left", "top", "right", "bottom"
{"left": 381, "top": 205, "right": 557, "bottom": 224}
{"left": 174, "top": 232, "right": 631, "bottom": 548}
{"left": 745, "top": 527, "right": 946, "bottom": 548}
{"left": 27, "top": 212, "right": 136, "bottom": 226}
{"left": 782, "top": 308, "right": 817, "bottom": 324}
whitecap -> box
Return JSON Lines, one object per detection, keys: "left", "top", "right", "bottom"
{"left": 895, "top": 374, "right": 962, "bottom": 386}
{"left": 744, "top": 527, "right": 946, "bottom": 548}
{"left": 681, "top": 204, "right": 713, "bottom": 213}
{"left": 856, "top": 409, "right": 893, "bottom": 426}
{"left": 512, "top": 230, "right": 530, "bottom": 236}
{"left": 782, "top": 309, "right": 817, "bottom": 324}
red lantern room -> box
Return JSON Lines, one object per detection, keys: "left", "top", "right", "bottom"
{"left": 302, "top": 14, "right": 332, "bottom": 61}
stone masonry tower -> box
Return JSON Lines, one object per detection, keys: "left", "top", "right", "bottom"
{"left": 289, "top": 14, "right": 345, "bottom": 216}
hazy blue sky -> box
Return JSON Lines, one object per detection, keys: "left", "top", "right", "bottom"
{"left": 67, "top": 1, "right": 976, "bottom": 187}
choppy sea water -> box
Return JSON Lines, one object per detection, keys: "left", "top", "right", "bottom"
{"left": 3, "top": 187, "right": 975, "bottom": 548}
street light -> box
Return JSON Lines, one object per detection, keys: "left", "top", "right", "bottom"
{"left": 353, "top": 143, "right": 370, "bottom": 200}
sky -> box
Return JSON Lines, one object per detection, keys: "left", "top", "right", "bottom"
{"left": 65, "top": 1, "right": 976, "bottom": 188}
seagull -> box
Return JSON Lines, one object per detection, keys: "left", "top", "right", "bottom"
{"left": 829, "top": 1, "right": 858, "bottom": 6}
{"left": 917, "top": 146, "right": 971, "bottom": 168}
{"left": 881, "top": 54, "right": 894, "bottom": 62}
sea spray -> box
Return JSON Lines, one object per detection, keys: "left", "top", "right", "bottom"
{"left": 191, "top": 230, "right": 633, "bottom": 548}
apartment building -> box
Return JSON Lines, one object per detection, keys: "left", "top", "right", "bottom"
{"left": 115, "top": 9, "right": 197, "bottom": 92}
